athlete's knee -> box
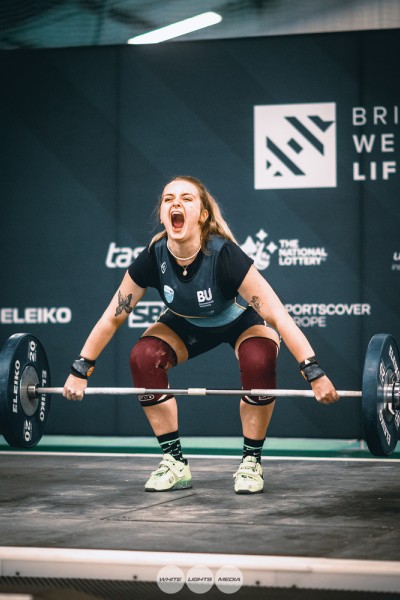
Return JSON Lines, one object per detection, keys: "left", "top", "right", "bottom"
{"left": 130, "top": 336, "right": 177, "bottom": 407}
{"left": 238, "top": 337, "right": 278, "bottom": 406}
{"left": 130, "top": 336, "right": 177, "bottom": 373}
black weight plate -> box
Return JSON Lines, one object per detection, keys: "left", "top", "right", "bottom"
{"left": 362, "top": 333, "right": 400, "bottom": 457}
{"left": 0, "top": 333, "right": 51, "bottom": 448}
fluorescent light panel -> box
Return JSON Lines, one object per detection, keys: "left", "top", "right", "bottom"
{"left": 128, "top": 11, "right": 222, "bottom": 44}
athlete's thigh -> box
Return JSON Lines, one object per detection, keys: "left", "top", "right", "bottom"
{"left": 229, "top": 309, "right": 280, "bottom": 358}
{"left": 146, "top": 309, "right": 227, "bottom": 360}
{"left": 142, "top": 321, "right": 189, "bottom": 364}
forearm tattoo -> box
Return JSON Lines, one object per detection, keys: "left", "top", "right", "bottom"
{"left": 250, "top": 295, "right": 263, "bottom": 313}
{"left": 115, "top": 291, "right": 133, "bottom": 316}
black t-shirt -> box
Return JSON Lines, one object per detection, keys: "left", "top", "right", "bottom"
{"left": 128, "top": 239, "right": 253, "bottom": 300}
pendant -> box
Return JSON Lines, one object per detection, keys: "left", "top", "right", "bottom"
{"left": 183, "top": 266, "right": 188, "bottom": 276}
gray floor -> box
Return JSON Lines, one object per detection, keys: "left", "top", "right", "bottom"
{"left": 0, "top": 452, "right": 399, "bottom": 560}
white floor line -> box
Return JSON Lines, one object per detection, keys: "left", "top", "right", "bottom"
{"left": 1, "top": 450, "right": 400, "bottom": 462}
{"left": 0, "top": 546, "right": 399, "bottom": 592}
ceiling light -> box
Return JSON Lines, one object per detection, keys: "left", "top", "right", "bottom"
{"left": 128, "top": 12, "right": 222, "bottom": 44}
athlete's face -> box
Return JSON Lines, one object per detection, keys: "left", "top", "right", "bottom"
{"left": 160, "top": 179, "right": 208, "bottom": 244}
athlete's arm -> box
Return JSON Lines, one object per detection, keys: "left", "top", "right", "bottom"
{"left": 63, "top": 271, "right": 146, "bottom": 400}
{"left": 238, "top": 265, "right": 339, "bottom": 404}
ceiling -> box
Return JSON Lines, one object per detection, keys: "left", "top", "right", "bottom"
{"left": 0, "top": 0, "right": 399, "bottom": 50}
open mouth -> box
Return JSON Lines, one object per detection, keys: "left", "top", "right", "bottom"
{"left": 171, "top": 211, "right": 184, "bottom": 230}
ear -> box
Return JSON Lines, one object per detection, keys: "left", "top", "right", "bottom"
{"left": 199, "top": 209, "right": 209, "bottom": 224}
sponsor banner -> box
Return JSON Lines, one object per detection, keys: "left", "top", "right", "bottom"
{"left": 352, "top": 105, "right": 399, "bottom": 181}
{"left": 285, "top": 303, "right": 371, "bottom": 328}
{"left": 240, "top": 229, "right": 328, "bottom": 270}
{"left": 254, "top": 102, "right": 400, "bottom": 189}
{"left": 127, "top": 301, "right": 371, "bottom": 329}
{"left": 0, "top": 307, "right": 72, "bottom": 325}
{"left": 392, "top": 251, "right": 400, "bottom": 271}
{"left": 128, "top": 301, "right": 165, "bottom": 328}
{"left": 105, "top": 242, "right": 145, "bottom": 268}
{"left": 106, "top": 233, "right": 329, "bottom": 272}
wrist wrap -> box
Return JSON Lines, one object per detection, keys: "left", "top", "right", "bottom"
{"left": 71, "top": 356, "right": 96, "bottom": 380}
{"left": 299, "top": 356, "right": 325, "bottom": 382}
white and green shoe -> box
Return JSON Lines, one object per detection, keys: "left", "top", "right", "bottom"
{"left": 145, "top": 454, "right": 192, "bottom": 492}
{"left": 233, "top": 456, "right": 264, "bottom": 494}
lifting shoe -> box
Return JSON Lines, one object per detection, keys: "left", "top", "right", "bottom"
{"left": 145, "top": 454, "right": 192, "bottom": 492}
{"left": 233, "top": 456, "right": 264, "bottom": 494}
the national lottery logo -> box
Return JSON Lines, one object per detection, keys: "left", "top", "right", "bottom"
{"left": 240, "top": 229, "right": 278, "bottom": 270}
{"left": 240, "top": 229, "right": 328, "bottom": 270}
{"left": 254, "top": 102, "right": 336, "bottom": 189}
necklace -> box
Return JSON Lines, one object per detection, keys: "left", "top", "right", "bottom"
{"left": 167, "top": 242, "right": 201, "bottom": 276}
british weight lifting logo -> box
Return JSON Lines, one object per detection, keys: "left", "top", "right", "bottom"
{"left": 254, "top": 102, "right": 336, "bottom": 189}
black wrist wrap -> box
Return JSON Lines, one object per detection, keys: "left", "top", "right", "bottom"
{"left": 299, "top": 356, "right": 325, "bottom": 382}
{"left": 71, "top": 356, "right": 96, "bottom": 380}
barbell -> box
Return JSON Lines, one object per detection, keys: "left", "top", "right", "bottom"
{"left": 0, "top": 332, "right": 399, "bottom": 456}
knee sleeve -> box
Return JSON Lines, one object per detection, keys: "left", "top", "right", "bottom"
{"left": 130, "top": 336, "right": 177, "bottom": 406}
{"left": 238, "top": 337, "right": 278, "bottom": 406}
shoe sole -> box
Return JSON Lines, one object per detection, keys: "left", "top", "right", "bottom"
{"left": 234, "top": 488, "right": 264, "bottom": 494}
{"left": 145, "top": 480, "right": 192, "bottom": 492}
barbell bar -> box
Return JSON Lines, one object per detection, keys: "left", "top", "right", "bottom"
{"left": 31, "top": 386, "right": 362, "bottom": 397}
{"left": 0, "top": 332, "right": 399, "bottom": 456}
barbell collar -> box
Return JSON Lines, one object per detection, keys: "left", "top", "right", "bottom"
{"left": 392, "top": 382, "right": 400, "bottom": 410}
{"left": 30, "top": 385, "right": 363, "bottom": 398}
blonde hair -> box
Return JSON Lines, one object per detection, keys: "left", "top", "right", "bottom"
{"left": 149, "top": 176, "right": 238, "bottom": 252}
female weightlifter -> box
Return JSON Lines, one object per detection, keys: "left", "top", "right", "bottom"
{"left": 63, "top": 176, "right": 339, "bottom": 494}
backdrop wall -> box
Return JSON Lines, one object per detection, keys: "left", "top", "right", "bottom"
{"left": 1, "top": 28, "right": 399, "bottom": 439}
